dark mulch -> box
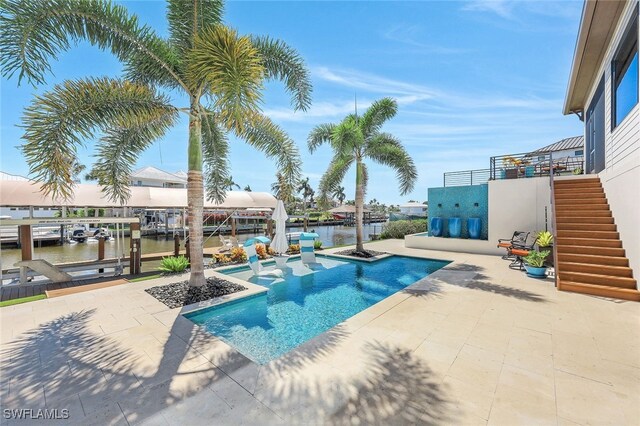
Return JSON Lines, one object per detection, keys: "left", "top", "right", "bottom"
{"left": 334, "top": 249, "right": 386, "bottom": 259}
{"left": 145, "top": 277, "right": 247, "bottom": 309}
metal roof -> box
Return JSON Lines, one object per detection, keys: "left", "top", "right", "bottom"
{"left": 0, "top": 181, "right": 277, "bottom": 209}
{"left": 130, "top": 166, "right": 187, "bottom": 183}
{"left": 532, "top": 136, "right": 584, "bottom": 154}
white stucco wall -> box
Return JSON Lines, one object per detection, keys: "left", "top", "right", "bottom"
{"left": 406, "top": 177, "right": 551, "bottom": 255}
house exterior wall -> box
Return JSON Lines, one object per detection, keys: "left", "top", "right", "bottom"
{"left": 581, "top": 1, "right": 640, "bottom": 279}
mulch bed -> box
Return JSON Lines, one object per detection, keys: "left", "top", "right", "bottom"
{"left": 333, "top": 249, "right": 386, "bottom": 259}
{"left": 145, "top": 277, "right": 247, "bottom": 309}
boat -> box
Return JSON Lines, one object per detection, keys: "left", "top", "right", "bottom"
{"left": 331, "top": 213, "right": 346, "bottom": 220}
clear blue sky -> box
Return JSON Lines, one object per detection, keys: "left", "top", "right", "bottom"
{"left": 0, "top": 0, "right": 584, "bottom": 204}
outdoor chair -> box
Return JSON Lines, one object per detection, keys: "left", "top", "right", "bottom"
{"left": 497, "top": 231, "right": 529, "bottom": 259}
{"left": 509, "top": 234, "right": 538, "bottom": 270}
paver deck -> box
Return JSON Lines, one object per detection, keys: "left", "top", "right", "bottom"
{"left": 1, "top": 239, "right": 638, "bottom": 425}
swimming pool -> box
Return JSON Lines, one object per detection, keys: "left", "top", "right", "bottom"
{"left": 185, "top": 255, "right": 450, "bottom": 364}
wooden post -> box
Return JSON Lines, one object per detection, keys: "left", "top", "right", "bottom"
{"left": 231, "top": 216, "right": 236, "bottom": 237}
{"left": 174, "top": 234, "right": 180, "bottom": 256}
{"left": 129, "top": 222, "right": 141, "bottom": 275}
{"left": 19, "top": 225, "right": 32, "bottom": 261}
{"left": 304, "top": 215, "right": 308, "bottom": 232}
{"left": 98, "top": 237, "right": 105, "bottom": 273}
{"left": 164, "top": 210, "right": 169, "bottom": 240}
{"left": 267, "top": 219, "right": 273, "bottom": 237}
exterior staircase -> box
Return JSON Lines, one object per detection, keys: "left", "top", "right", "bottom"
{"left": 554, "top": 177, "right": 639, "bottom": 301}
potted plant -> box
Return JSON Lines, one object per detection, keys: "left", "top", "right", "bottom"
{"left": 523, "top": 250, "right": 550, "bottom": 278}
{"left": 536, "top": 231, "right": 554, "bottom": 266}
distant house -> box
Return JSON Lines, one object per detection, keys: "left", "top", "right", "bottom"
{"left": 530, "top": 135, "right": 584, "bottom": 161}
{"left": 130, "top": 166, "right": 187, "bottom": 188}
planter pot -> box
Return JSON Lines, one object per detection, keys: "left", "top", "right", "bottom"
{"left": 524, "top": 264, "right": 547, "bottom": 278}
{"left": 448, "top": 217, "right": 462, "bottom": 238}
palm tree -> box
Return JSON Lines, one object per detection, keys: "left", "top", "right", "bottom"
{"left": 243, "top": 185, "right": 251, "bottom": 192}
{"left": 222, "top": 176, "right": 240, "bottom": 191}
{"left": 271, "top": 172, "right": 294, "bottom": 206}
{"left": 309, "top": 98, "right": 417, "bottom": 253}
{"left": 333, "top": 186, "right": 346, "bottom": 205}
{"left": 1, "top": 0, "right": 311, "bottom": 287}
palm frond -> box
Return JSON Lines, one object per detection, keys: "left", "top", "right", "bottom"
{"left": 235, "top": 113, "right": 302, "bottom": 194}
{"left": 307, "top": 123, "right": 335, "bottom": 153}
{"left": 188, "top": 26, "right": 265, "bottom": 129}
{"left": 365, "top": 133, "right": 417, "bottom": 195}
{"left": 318, "top": 152, "right": 354, "bottom": 200}
{"left": 251, "top": 36, "right": 312, "bottom": 111}
{"left": 167, "top": 0, "right": 224, "bottom": 53}
{"left": 201, "top": 111, "right": 230, "bottom": 203}
{"left": 20, "top": 77, "right": 178, "bottom": 201}
{"left": 92, "top": 112, "right": 177, "bottom": 204}
{"left": 1, "top": 0, "right": 185, "bottom": 90}
{"left": 360, "top": 97, "right": 397, "bottom": 138}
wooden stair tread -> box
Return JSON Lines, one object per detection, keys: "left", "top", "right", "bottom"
{"left": 558, "top": 262, "right": 633, "bottom": 277}
{"left": 557, "top": 253, "right": 629, "bottom": 266}
{"left": 558, "top": 271, "right": 636, "bottom": 288}
{"left": 558, "top": 281, "right": 640, "bottom": 301}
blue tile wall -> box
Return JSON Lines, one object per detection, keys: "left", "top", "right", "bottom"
{"left": 427, "top": 184, "right": 489, "bottom": 240}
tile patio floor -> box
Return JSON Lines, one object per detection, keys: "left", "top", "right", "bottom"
{"left": 1, "top": 239, "right": 639, "bottom": 425}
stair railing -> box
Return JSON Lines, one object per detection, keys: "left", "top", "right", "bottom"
{"left": 549, "top": 151, "right": 559, "bottom": 287}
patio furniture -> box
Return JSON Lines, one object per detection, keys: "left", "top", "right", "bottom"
{"left": 509, "top": 234, "right": 538, "bottom": 270}
{"left": 299, "top": 232, "right": 319, "bottom": 264}
{"left": 497, "top": 231, "right": 529, "bottom": 259}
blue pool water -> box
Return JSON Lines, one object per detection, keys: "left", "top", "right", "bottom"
{"left": 185, "top": 255, "right": 450, "bottom": 364}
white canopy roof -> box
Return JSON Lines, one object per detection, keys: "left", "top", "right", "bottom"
{"left": 0, "top": 181, "right": 277, "bottom": 209}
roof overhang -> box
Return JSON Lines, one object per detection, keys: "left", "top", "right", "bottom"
{"left": 563, "top": 0, "right": 627, "bottom": 115}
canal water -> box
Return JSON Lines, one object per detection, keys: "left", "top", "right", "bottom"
{"left": 0, "top": 223, "right": 385, "bottom": 273}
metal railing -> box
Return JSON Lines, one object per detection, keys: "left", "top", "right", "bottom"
{"left": 443, "top": 169, "right": 491, "bottom": 187}
{"left": 489, "top": 152, "right": 584, "bottom": 181}
{"left": 549, "top": 151, "right": 559, "bottom": 287}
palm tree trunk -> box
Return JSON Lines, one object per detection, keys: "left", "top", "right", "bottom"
{"left": 187, "top": 105, "right": 205, "bottom": 287}
{"left": 355, "top": 160, "right": 365, "bottom": 252}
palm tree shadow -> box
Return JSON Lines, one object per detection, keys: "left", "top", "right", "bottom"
{"left": 404, "top": 263, "right": 548, "bottom": 303}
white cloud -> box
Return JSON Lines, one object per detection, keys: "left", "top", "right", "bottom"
{"left": 461, "top": 0, "right": 514, "bottom": 19}
{"left": 382, "top": 25, "right": 468, "bottom": 54}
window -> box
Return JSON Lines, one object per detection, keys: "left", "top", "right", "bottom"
{"left": 575, "top": 149, "right": 584, "bottom": 156}
{"left": 612, "top": 9, "right": 639, "bottom": 128}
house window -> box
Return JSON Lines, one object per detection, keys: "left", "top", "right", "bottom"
{"left": 612, "top": 9, "right": 638, "bottom": 128}
{"left": 575, "top": 149, "right": 584, "bottom": 156}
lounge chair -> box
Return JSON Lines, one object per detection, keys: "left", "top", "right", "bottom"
{"left": 509, "top": 234, "right": 538, "bottom": 270}
{"left": 299, "top": 232, "right": 319, "bottom": 265}
{"left": 497, "top": 231, "right": 529, "bottom": 259}
{"left": 243, "top": 237, "right": 283, "bottom": 278}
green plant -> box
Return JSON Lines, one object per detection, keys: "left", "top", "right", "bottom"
{"left": 573, "top": 167, "right": 583, "bottom": 175}
{"left": 536, "top": 231, "right": 554, "bottom": 247}
{"left": 380, "top": 220, "right": 427, "bottom": 239}
{"left": 255, "top": 243, "right": 268, "bottom": 259}
{"left": 309, "top": 98, "right": 418, "bottom": 252}
{"left": 524, "top": 250, "right": 550, "bottom": 268}
{"left": 2, "top": 0, "right": 311, "bottom": 288}
{"left": 313, "top": 240, "right": 323, "bottom": 249}
{"left": 159, "top": 255, "right": 189, "bottom": 273}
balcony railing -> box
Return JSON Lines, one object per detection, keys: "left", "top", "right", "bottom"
{"left": 489, "top": 152, "right": 584, "bottom": 181}
{"left": 443, "top": 169, "right": 491, "bottom": 187}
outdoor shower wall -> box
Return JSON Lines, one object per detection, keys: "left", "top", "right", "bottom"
{"left": 428, "top": 184, "right": 488, "bottom": 239}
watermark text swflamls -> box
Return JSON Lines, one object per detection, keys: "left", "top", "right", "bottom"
{"left": 3, "top": 409, "right": 70, "bottom": 420}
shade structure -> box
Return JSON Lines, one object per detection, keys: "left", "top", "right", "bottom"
{"left": 270, "top": 200, "right": 289, "bottom": 255}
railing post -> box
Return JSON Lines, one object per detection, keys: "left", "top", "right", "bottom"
{"left": 470, "top": 170, "right": 474, "bottom": 186}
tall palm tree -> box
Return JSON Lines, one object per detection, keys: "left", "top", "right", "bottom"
{"left": 309, "top": 98, "right": 417, "bottom": 253}
{"left": 222, "top": 176, "right": 240, "bottom": 191}
{"left": 271, "top": 172, "right": 294, "bottom": 206}
{"left": 1, "top": 0, "right": 311, "bottom": 287}
{"left": 333, "top": 186, "right": 346, "bottom": 205}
